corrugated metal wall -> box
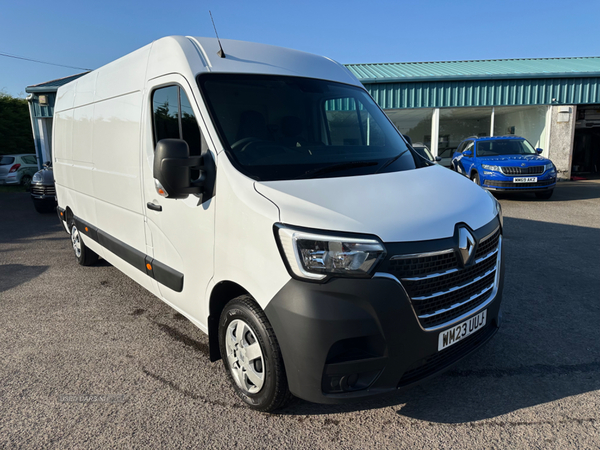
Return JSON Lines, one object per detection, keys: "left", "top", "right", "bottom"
{"left": 30, "top": 93, "right": 55, "bottom": 118}
{"left": 365, "top": 77, "right": 600, "bottom": 109}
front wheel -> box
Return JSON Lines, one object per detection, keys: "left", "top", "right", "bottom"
{"left": 21, "top": 175, "right": 32, "bottom": 190}
{"left": 219, "top": 295, "right": 292, "bottom": 411}
{"left": 471, "top": 172, "right": 481, "bottom": 186}
{"left": 69, "top": 221, "right": 99, "bottom": 266}
{"left": 535, "top": 189, "right": 554, "bottom": 199}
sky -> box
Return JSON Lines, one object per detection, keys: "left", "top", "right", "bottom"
{"left": 1, "top": 0, "right": 599, "bottom": 97}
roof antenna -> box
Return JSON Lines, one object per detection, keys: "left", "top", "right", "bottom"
{"left": 209, "top": 11, "right": 226, "bottom": 58}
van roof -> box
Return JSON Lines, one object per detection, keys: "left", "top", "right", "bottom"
{"left": 186, "top": 36, "right": 361, "bottom": 85}
{"left": 55, "top": 36, "right": 363, "bottom": 111}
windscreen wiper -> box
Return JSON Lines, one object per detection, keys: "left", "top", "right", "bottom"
{"left": 298, "top": 161, "right": 379, "bottom": 179}
{"left": 376, "top": 149, "right": 409, "bottom": 173}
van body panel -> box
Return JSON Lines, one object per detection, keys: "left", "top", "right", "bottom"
{"left": 140, "top": 72, "right": 216, "bottom": 324}
{"left": 256, "top": 165, "right": 497, "bottom": 242}
{"left": 213, "top": 155, "right": 290, "bottom": 311}
{"left": 94, "top": 44, "right": 151, "bottom": 101}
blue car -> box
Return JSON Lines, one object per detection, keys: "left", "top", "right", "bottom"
{"left": 451, "top": 136, "right": 557, "bottom": 199}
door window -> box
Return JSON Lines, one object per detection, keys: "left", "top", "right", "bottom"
{"left": 152, "top": 86, "right": 204, "bottom": 158}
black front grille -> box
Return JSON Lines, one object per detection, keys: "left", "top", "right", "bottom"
{"left": 501, "top": 166, "right": 544, "bottom": 175}
{"left": 398, "top": 324, "right": 495, "bottom": 387}
{"left": 387, "top": 252, "right": 458, "bottom": 279}
{"left": 487, "top": 178, "right": 555, "bottom": 188}
{"left": 403, "top": 254, "right": 496, "bottom": 299}
{"left": 31, "top": 185, "right": 56, "bottom": 196}
{"left": 412, "top": 271, "right": 496, "bottom": 328}
{"left": 382, "top": 226, "right": 500, "bottom": 330}
{"left": 474, "top": 228, "right": 500, "bottom": 260}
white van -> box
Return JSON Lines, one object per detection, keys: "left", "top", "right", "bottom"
{"left": 53, "top": 36, "right": 504, "bottom": 411}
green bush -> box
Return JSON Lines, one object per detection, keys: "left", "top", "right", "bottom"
{"left": 0, "top": 91, "right": 35, "bottom": 155}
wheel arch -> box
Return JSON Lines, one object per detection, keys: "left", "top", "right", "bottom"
{"left": 207, "top": 280, "right": 251, "bottom": 362}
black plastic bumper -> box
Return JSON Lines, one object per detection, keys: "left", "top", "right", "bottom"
{"left": 264, "top": 270, "right": 503, "bottom": 404}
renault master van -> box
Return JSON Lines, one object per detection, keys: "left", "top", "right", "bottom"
{"left": 53, "top": 36, "right": 504, "bottom": 411}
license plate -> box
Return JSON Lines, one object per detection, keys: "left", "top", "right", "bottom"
{"left": 513, "top": 177, "right": 537, "bottom": 183}
{"left": 438, "top": 310, "right": 486, "bottom": 351}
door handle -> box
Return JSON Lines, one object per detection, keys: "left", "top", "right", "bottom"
{"left": 147, "top": 202, "right": 162, "bottom": 212}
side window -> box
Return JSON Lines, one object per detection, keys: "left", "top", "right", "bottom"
{"left": 456, "top": 142, "right": 466, "bottom": 153}
{"left": 22, "top": 155, "right": 37, "bottom": 165}
{"left": 152, "top": 85, "right": 203, "bottom": 158}
{"left": 153, "top": 86, "right": 180, "bottom": 143}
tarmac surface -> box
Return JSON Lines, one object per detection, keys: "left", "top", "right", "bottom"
{"left": 1, "top": 180, "right": 599, "bottom": 449}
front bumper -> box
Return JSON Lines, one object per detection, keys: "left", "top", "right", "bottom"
{"left": 0, "top": 175, "right": 19, "bottom": 185}
{"left": 30, "top": 183, "right": 57, "bottom": 202}
{"left": 264, "top": 261, "right": 504, "bottom": 404}
{"left": 481, "top": 171, "right": 556, "bottom": 192}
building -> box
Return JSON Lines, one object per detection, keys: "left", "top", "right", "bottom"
{"left": 25, "top": 72, "right": 88, "bottom": 168}
{"left": 25, "top": 57, "right": 600, "bottom": 178}
{"left": 347, "top": 57, "right": 600, "bottom": 179}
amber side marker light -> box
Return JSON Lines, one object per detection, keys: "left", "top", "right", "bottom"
{"left": 85, "top": 227, "right": 89, "bottom": 232}
{"left": 146, "top": 263, "right": 152, "bottom": 271}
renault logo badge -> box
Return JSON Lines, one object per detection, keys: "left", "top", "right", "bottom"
{"left": 458, "top": 227, "right": 476, "bottom": 266}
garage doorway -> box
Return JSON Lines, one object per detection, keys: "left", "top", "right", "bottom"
{"left": 573, "top": 105, "right": 600, "bottom": 177}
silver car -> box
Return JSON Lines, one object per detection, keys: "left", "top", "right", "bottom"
{"left": 0, "top": 154, "right": 38, "bottom": 188}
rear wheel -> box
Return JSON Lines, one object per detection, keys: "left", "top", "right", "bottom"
{"left": 471, "top": 172, "right": 481, "bottom": 186}
{"left": 219, "top": 295, "right": 292, "bottom": 412}
{"left": 69, "top": 221, "right": 99, "bottom": 266}
{"left": 535, "top": 189, "right": 554, "bottom": 200}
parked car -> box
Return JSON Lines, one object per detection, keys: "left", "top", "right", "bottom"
{"left": 437, "top": 147, "right": 455, "bottom": 168}
{"left": 0, "top": 154, "right": 38, "bottom": 189}
{"left": 411, "top": 142, "right": 434, "bottom": 161}
{"left": 452, "top": 135, "right": 557, "bottom": 199}
{"left": 30, "top": 163, "right": 56, "bottom": 213}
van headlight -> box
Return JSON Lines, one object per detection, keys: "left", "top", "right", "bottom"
{"left": 275, "top": 225, "right": 386, "bottom": 281}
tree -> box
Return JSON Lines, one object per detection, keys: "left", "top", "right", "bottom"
{"left": 0, "top": 91, "right": 35, "bottom": 155}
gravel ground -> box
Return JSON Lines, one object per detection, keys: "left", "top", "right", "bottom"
{"left": 1, "top": 181, "right": 599, "bottom": 449}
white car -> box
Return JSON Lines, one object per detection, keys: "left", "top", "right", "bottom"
{"left": 0, "top": 154, "right": 38, "bottom": 188}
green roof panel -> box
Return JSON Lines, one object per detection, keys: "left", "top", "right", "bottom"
{"left": 346, "top": 57, "right": 600, "bottom": 83}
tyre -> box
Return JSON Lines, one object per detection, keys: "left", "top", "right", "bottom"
{"left": 69, "top": 220, "right": 99, "bottom": 266}
{"left": 219, "top": 295, "right": 292, "bottom": 411}
{"left": 471, "top": 172, "right": 481, "bottom": 186}
{"left": 535, "top": 189, "right": 554, "bottom": 200}
{"left": 33, "top": 199, "right": 55, "bottom": 214}
{"left": 21, "top": 175, "right": 32, "bottom": 190}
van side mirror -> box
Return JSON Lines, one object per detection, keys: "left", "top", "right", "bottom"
{"left": 153, "top": 139, "right": 204, "bottom": 199}
{"left": 536, "top": 148, "right": 543, "bottom": 154}
{"left": 435, "top": 156, "right": 442, "bottom": 162}
{"left": 463, "top": 150, "right": 473, "bottom": 157}
{"left": 402, "top": 134, "right": 412, "bottom": 145}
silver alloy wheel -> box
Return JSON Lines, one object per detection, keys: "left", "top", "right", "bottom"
{"left": 225, "top": 319, "right": 265, "bottom": 394}
{"left": 71, "top": 225, "right": 82, "bottom": 258}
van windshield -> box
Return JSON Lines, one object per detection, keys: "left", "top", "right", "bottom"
{"left": 198, "top": 74, "right": 420, "bottom": 181}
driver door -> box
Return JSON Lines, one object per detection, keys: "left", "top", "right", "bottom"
{"left": 141, "top": 75, "right": 216, "bottom": 321}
